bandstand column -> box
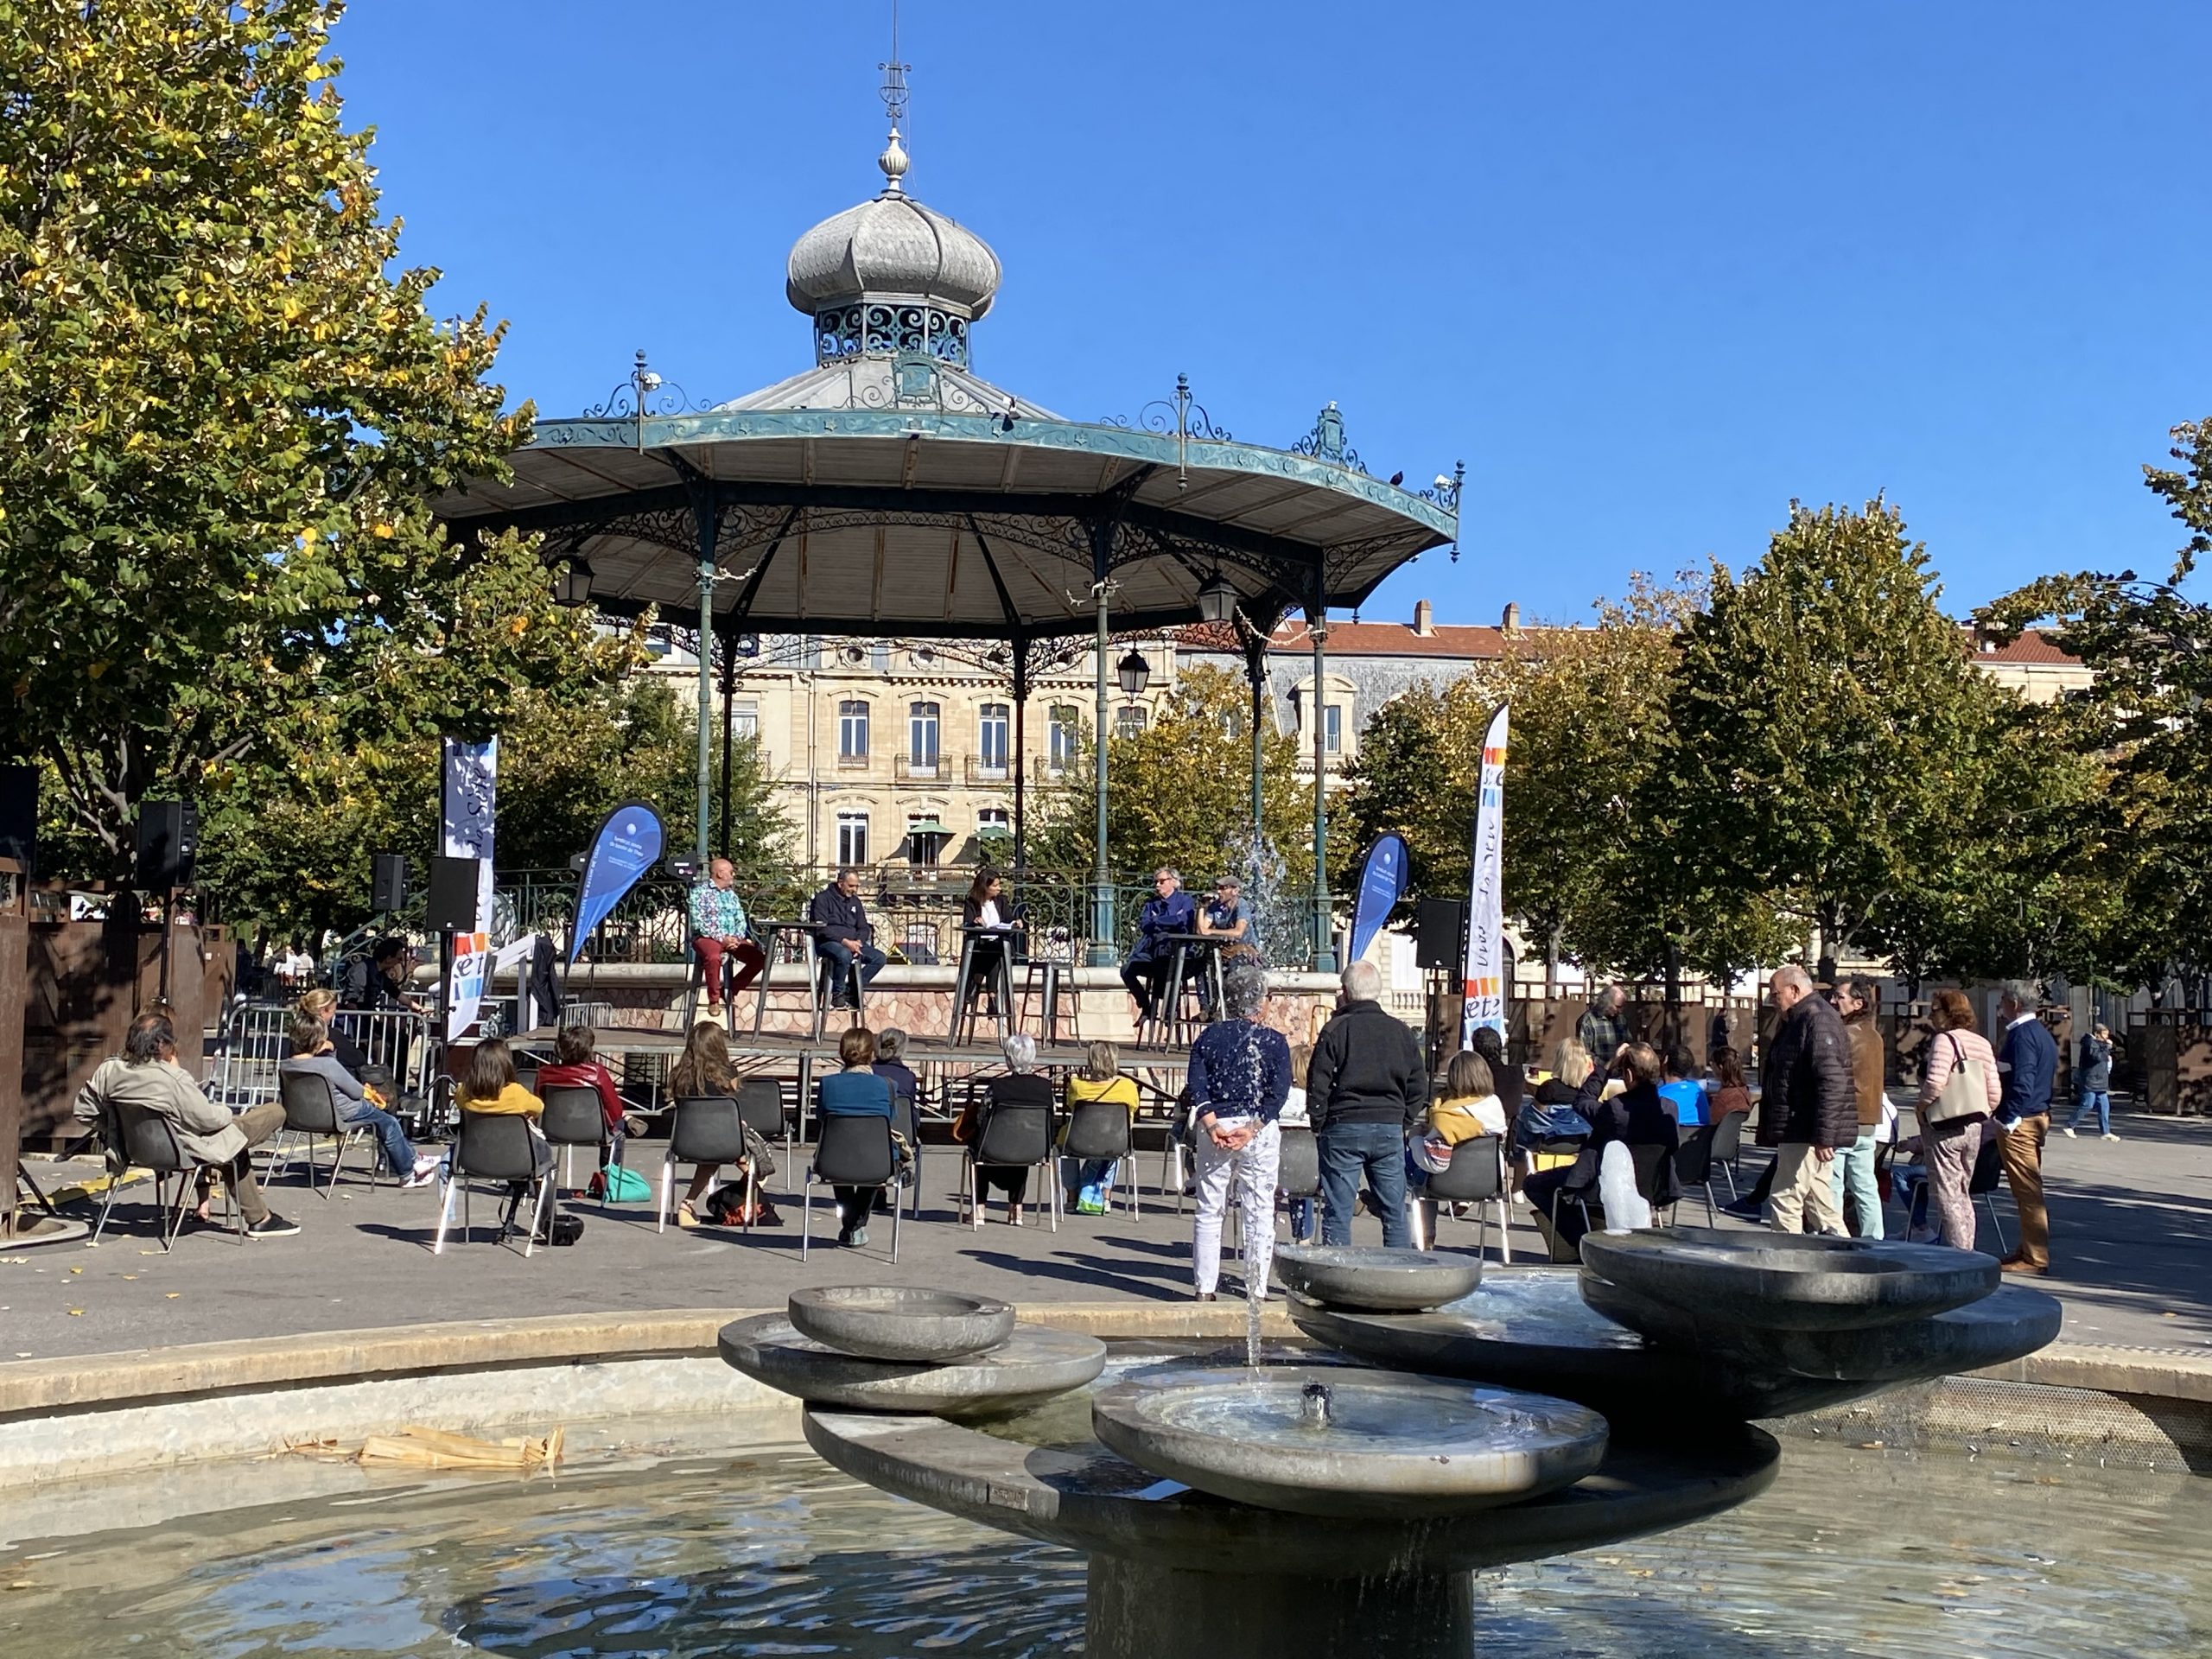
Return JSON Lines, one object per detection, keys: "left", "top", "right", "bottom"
{"left": 1309, "top": 585, "right": 1336, "bottom": 974}
{"left": 1243, "top": 626, "right": 1268, "bottom": 846}
{"left": 1089, "top": 547, "right": 1116, "bottom": 967}
{"left": 694, "top": 519, "right": 716, "bottom": 871}
{"left": 1012, "top": 634, "right": 1031, "bottom": 873}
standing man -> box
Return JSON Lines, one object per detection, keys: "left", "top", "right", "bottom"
{"left": 1306, "top": 959, "right": 1429, "bottom": 1247}
{"left": 1121, "top": 868, "right": 1198, "bottom": 1028}
{"left": 689, "top": 857, "right": 766, "bottom": 1022}
{"left": 1757, "top": 964, "right": 1855, "bottom": 1235}
{"left": 1831, "top": 976, "right": 1887, "bottom": 1238}
{"left": 1577, "top": 984, "right": 1630, "bottom": 1065}
{"left": 1994, "top": 982, "right": 2058, "bottom": 1274}
{"left": 809, "top": 868, "right": 887, "bottom": 1008}
{"left": 2065, "top": 1022, "right": 2116, "bottom": 1141}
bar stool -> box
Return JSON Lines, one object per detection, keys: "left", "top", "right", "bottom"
{"left": 1137, "top": 937, "right": 1224, "bottom": 1048}
{"left": 815, "top": 950, "right": 868, "bottom": 1038}
{"left": 1020, "top": 957, "right": 1080, "bottom": 1045}
{"left": 751, "top": 922, "right": 823, "bottom": 1039}
{"left": 949, "top": 926, "right": 1017, "bottom": 1045}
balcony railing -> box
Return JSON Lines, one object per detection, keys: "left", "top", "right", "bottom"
{"left": 893, "top": 753, "right": 946, "bottom": 782}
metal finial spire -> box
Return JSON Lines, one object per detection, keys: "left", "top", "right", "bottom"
{"left": 877, "top": 0, "right": 912, "bottom": 191}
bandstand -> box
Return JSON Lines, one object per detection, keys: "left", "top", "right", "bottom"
{"left": 434, "top": 105, "right": 1459, "bottom": 975}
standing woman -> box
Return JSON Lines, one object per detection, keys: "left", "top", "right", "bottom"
{"left": 1187, "top": 965, "right": 1292, "bottom": 1301}
{"left": 1916, "top": 988, "right": 2001, "bottom": 1249}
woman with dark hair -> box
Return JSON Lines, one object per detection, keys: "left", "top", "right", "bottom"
{"left": 1707, "top": 1046, "right": 1752, "bottom": 1121}
{"left": 960, "top": 867, "right": 1018, "bottom": 1011}
{"left": 667, "top": 1020, "right": 739, "bottom": 1230}
{"left": 1468, "top": 1026, "right": 1524, "bottom": 1116}
{"left": 537, "top": 1024, "right": 629, "bottom": 1169}
{"left": 454, "top": 1035, "right": 556, "bottom": 1231}
{"left": 1916, "top": 989, "right": 2000, "bottom": 1249}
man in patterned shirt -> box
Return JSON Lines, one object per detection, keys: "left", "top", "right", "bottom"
{"left": 690, "top": 858, "right": 766, "bottom": 1021}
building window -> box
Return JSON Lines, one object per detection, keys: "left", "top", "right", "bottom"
{"left": 1116, "top": 705, "right": 1148, "bottom": 740}
{"left": 978, "top": 702, "right": 1009, "bottom": 775}
{"left": 836, "top": 811, "right": 869, "bottom": 868}
{"left": 909, "top": 701, "right": 940, "bottom": 770}
{"left": 978, "top": 807, "right": 1011, "bottom": 835}
{"left": 1324, "top": 703, "right": 1342, "bottom": 755}
{"left": 1048, "top": 706, "right": 1080, "bottom": 774}
{"left": 732, "top": 700, "right": 759, "bottom": 742}
{"left": 837, "top": 700, "right": 869, "bottom": 762}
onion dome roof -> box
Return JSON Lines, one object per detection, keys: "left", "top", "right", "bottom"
{"left": 785, "top": 126, "right": 1002, "bottom": 321}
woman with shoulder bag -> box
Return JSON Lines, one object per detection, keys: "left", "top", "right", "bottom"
{"left": 1916, "top": 988, "right": 2003, "bottom": 1249}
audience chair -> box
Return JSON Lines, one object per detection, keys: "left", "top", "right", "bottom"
{"left": 1426, "top": 1134, "right": 1511, "bottom": 1262}
{"left": 658, "top": 1095, "right": 749, "bottom": 1234}
{"left": 1671, "top": 1123, "right": 1725, "bottom": 1226}
{"left": 97, "top": 1100, "right": 246, "bottom": 1250}
{"left": 803, "top": 1111, "right": 902, "bottom": 1262}
{"left": 538, "top": 1084, "right": 608, "bottom": 1192}
{"left": 960, "top": 1098, "right": 1058, "bottom": 1233}
{"left": 1060, "top": 1096, "right": 1138, "bottom": 1217}
{"left": 270, "top": 1070, "right": 373, "bottom": 1197}
{"left": 888, "top": 1090, "right": 924, "bottom": 1221}
{"left": 434, "top": 1109, "right": 554, "bottom": 1257}
{"left": 1707, "top": 1110, "right": 1745, "bottom": 1197}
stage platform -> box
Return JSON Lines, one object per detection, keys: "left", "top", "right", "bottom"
{"left": 518, "top": 1024, "right": 1192, "bottom": 1072}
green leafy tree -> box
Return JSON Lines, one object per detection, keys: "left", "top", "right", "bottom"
{"left": 0, "top": 0, "right": 615, "bottom": 866}
{"left": 1983, "top": 418, "right": 2212, "bottom": 988}
{"left": 1028, "top": 663, "right": 1313, "bottom": 894}
{"left": 1667, "top": 499, "right": 2021, "bottom": 972}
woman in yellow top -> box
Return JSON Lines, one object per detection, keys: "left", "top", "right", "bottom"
{"left": 1063, "top": 1040, "right": 1139, "bottom": 1215}
{"left": 452, "top": 1036, "right": 555, "bottom": 1236}
{"left": 1425, "top": 1051, "right": 1509, "bottom": 1146}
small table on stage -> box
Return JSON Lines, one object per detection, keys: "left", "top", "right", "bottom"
{"left": 1139, "top": 933, "right": 1229, "bottom": 1048}
{"left": 750, "top": 920, "right": 830, "bottom": 1040}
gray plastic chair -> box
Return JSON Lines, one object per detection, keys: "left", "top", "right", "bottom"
{"left": 1061, "top": 1096, "right": 1137, "bottom": 1217}
{"left": 97, "top": 1100, "right": 246, "bottom": 1250}
{"left": 538, "top": 1085, "right": 607, "bottom": 1192}
{"left": 271, "top": 1069, "right": 372, "bottom": 1196}
{"left": 1427, "top": 1134, "right": 1510, "bottom": 1262}
{"left": 659, "top": 1096, "right": 748, "bottom": 1233}
{"left": 434, "top": 1109, "right": 554, "bottom": 1257}
{"left": 804, "top": 1112, "right": 902, "bottom": 1262}
{"left": 734, "top": 1077, "right": 790, "bottom": 1230}
{"left": 961, "top": 1092, "right": 1058, "bottom": 1232}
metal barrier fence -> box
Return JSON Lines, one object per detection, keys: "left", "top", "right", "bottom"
{"left": 208, "top": 1003, "right": 436, "bottom": 1111}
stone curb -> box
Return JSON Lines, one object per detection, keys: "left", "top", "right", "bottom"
{"left": 0, "top": 1301, "right": 1300, "bottom": 1419}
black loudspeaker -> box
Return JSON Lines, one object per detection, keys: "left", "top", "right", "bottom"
{"left": 1414, "top": 897, "right": 1467, "bottom": 973}
{"left": 424, "top": 855, "right": 483, "bottom": 933}
{"left": 133, "top": 799, "right": 200, "bottom": 889}
{"left": 0, "top": 764, "right": 35, "bottom": 874}
{"left": 372, "top": 853, "right": 410, "bottom": 913}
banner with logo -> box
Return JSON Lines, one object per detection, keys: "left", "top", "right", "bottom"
{"left": 1459, "top": 703, "right": 1510, "bottom": 1047}
{"left": 569, "top": 801, "right": 666, "bottom": 964}
{"left": 448, "top": 930, "right": 491, "bottom": 1039}
{"left": 440, "top": 736, "right": 498, "bottom": 933}
{"left": 1346, "top": 832, "right": 1411, "bottom": 966}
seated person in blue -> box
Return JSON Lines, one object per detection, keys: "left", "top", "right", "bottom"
{"left": 809, "top": 868, "right": 887, "bottom": 1008}
{"left": 1657, "top": 1044, "right": 1708, "bottom": 1128}
{"left": 818, "top": 1027, "right": 901, "bottom": 1248}
{"left": 1520, "top": 1041, "right": 1680, "bottom": 1261}
{"left": 279, "top": 1011, "right": 442, "bottom": 1186}
{"left": 1120, "top": 867, "right": 1198, "bottom": 1026}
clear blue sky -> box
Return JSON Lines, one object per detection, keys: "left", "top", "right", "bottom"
{"left": 334, "top": 0, "right": 2212, "bottom": 627}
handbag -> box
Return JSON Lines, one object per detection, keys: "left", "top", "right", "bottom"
{"left": 1923, "top": 1034, "right": 1991, "bottom": 1127}
{"left": 591, "top": 1163, "right": 652, "bottom": 1204}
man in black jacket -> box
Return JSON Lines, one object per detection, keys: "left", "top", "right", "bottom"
{"left": 809, "top": 868, "right": 886, "bottom": 1008}
{"left": 1757, "top": 964, "right": 1856, "bottom": 1235}
{"left": 1306, "top": 960, "right": 1429, "bottom": 1246}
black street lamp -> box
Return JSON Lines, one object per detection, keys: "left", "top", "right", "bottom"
{"left": 1116, "top": 647, "right": 1152, "bottom": 698}
{"left": 1196, "top": 571, "right": 1237, "bottom": 626}
{"left": 556, "top": 556, "right": 594, "bottom": 607}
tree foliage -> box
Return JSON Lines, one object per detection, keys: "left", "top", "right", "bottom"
{"left": 0, "top": 0, "right": 623, "bottom": 866}
{"left": 1983, "top": 418, "right": 2212, "bottom": 986}
{"left": 1027, "top": 663, "right": 1313, "bottom": 891}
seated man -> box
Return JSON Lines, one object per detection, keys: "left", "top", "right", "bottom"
{"left": 74, "top": 1011, "right": 299, "bottom": 1237}
{"left": 279, "top": 1011, "right": 442, "bottom": 1187}
{"left": 1121, "top": 867, "right": 1198, "bottom": 1026}
{"left": 809, "top": 868, "right": 887, "bottom": 1008}
{"left": 688, "top": 857, "right": 767, "bottom": 1020}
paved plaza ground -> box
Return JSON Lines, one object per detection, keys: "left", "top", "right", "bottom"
{"left": 5, "top": 1102, "right": 2208, "bottom": 1363}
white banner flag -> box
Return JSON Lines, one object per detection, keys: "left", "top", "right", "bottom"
{"left": 1459, "top": 704, "right": 1510, "bottom": 1047}
{"left": 447, "top": 931, "right": 491, "bottom": 1039}
{"left": 440, "top": 736, "right": 498, "bottom": 933}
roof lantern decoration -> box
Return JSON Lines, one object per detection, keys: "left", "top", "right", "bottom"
{"left": 784, "top": 42, "right": 1001, "bottom": 372}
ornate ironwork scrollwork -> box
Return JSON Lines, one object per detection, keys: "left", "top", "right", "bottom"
{"left": 1289, "top": 402, "right": 1366, "bottom": 475}
{"left": 815, "top": 303, "right": 970, "bottom": 368}
{"left": 580, "top": 350, "right": 709, "bottom": 420}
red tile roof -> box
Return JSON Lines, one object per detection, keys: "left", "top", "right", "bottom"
{"left": 1967, "top": 628, "right": 2082, "bottom": 665}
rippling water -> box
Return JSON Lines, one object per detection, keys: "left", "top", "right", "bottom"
{"left": 5, "top": 1428, "right": 2207, "bottom": 1656}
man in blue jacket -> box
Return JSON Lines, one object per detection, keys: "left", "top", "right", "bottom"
{"left": 1120, "top": 868, "right": 1197, "bottom": 1027}
{"left": 1994, "top": 982, "right": 2059, "bottom": 1274}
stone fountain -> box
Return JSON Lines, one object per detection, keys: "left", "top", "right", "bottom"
{"left": 721, "top": 1236, "right": 2061, "bottom": 1659}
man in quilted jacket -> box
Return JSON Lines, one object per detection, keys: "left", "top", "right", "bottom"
{"left": 1757, "top": 965, "right": 1857, "bottom": 1235}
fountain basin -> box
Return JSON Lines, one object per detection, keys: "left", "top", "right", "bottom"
{"left": 718, "top": 1313, "right": 1104, "bottom": 1415}
{"left": 1089, "top": 1366, "right": 1607, "bottom": 1517}
{"left": 1579, "top": 1228, "right": 1999, "bottom": 1330}
{"left": 1274, "top": 1243, "right": 1483, "bottom": 1312}
{"left": 787, "top": 1285, "right": 1015, "bottom": 1362}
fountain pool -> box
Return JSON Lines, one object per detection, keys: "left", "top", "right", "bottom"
{"left": 5, "top": 1384, "right": 2209, "bottom": 1658}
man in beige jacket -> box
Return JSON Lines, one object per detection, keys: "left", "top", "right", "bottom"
{"left": 75, "top": 1011, "right": 298, "bottom": 1236}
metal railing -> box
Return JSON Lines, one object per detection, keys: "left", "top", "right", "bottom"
{"left": 207, "top": 1003, "right": 436, "bottom": 1111}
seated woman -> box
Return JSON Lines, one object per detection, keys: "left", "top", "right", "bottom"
{"left": 1468, "top": 1026, "right": 1525, "bottom": 1120}
{"left": 454, "top": 1036, "right": 556, "bottom": 1236}
{"left": 872, "top": 1026, "right": 920, "bottom": 1110}
{"left": 960, "top": 868, "right": 1019, "bottom": 1014}
{"left": 666, "top": 1020, "right": 755, "bottom": 1230}
{"left": 1514, "top": 1039, "right": 1596, "bottom": 1177}
{"left": 537, "top": 1024, "right": 628, "bottom": 1179}
{"left": 278, "top": 1010, "right": 441, "bottom": 1187}
{"left": 819, "top": 1027, "right": 899, "bottom": 1248}
{"left": 1707, "top": 1046, "right": 1753, "bottom": 1122}
{"left": 1522, "top": 1042, "right": 1680, "bottom": 1261}
{"left": 296, "top": 988, "right": 372, "bottom": 1082}
{"left": 959, "top": 1033, "right": 1054, "bottom": 1225}
{"left": 1062, "top": 1040, "right": 1139, "bottom": 1215}
{"left": 1408, "top": 1049, "right": 1507, "bottom": 1246}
